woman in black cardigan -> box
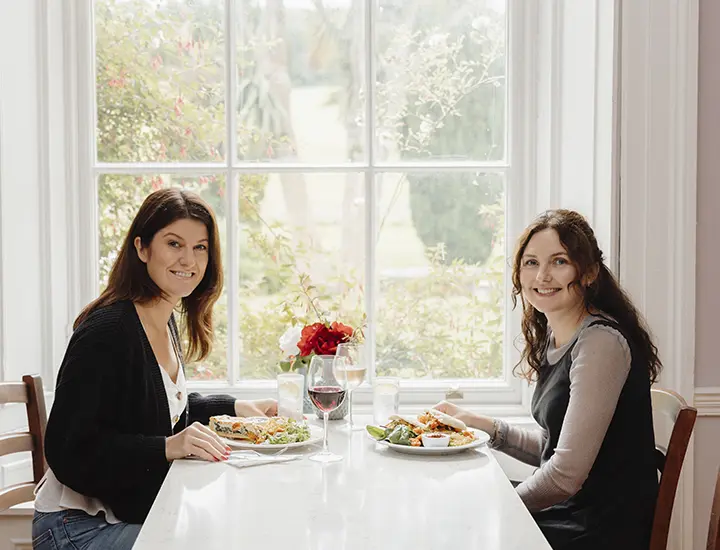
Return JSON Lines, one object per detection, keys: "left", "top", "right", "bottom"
{"left": 32, "top": 189, "right": 276, "bottom": 550}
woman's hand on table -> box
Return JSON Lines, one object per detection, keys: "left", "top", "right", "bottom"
{"left": 431, "top": 400, "right": 496, "bottom": 436}
{"left": 234, "top": 398, "right": 278, "bottom": 418}
{"left": 166, "top": 422, "right": 231, "bottom": 462}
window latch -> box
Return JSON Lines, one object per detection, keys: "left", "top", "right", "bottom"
{"left": 445, "top": 387, "right": 464, "bottom": 400}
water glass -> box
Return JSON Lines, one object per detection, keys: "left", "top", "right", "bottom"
{"left": 372, "top": 377, "right": 400, "bottom": 426}
{"left": 333, "top": 342, "right": 367, "bottom": 431}
{"left": 277, "top": 372, "right": 304, "bottom": 421}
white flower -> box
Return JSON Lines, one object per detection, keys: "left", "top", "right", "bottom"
{"left": 279, "top": 326, "right": 302, "bottom": 357}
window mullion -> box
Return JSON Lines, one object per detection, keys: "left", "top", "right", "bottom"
{"left": 364, "top": 0, "right": 377, "bottom": 380}
{"left": 225, "top": 0, "right": 239, "bottom": 386}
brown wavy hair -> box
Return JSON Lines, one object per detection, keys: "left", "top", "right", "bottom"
{"left": 74, "top": 188, "right": 223, "bottom": 363}
{"left": 511, "top": 209, "right": 661, "bottom": 383}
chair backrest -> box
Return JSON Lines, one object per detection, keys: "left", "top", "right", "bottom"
{"left": 0, "top": 374, "right": 48, "bottom": 511}
{"left": 649, "top": 388, "right": 697, "bottom": 550}
{"left": 708, "top": 466, "right": 720, "bottom": 550}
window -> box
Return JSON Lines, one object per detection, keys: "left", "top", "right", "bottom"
{"left": 88, "top": 0, "right": 526, "bottom": 404}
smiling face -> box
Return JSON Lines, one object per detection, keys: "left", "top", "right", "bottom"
{"left": 519, "top": 228, "right": 585, "bottom": 316}
{"left": 134, "top": 218, "right": 210, "bottom": 303}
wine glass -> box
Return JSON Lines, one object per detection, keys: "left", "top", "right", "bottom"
{"left": 307, "top": 354, "right": 347, "bottom": 463}
{"left": 333, "top": 342, "right": 367, "bottom": 431}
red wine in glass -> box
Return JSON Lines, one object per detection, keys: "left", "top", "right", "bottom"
{"left": 308, "top": 386, "right": 346, "bottom": 413}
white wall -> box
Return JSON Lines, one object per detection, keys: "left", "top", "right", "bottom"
{"left": 0, "top": 2, "right": 43, "bottom": 383}
{"left": 0, "top": 0, "right": 68, "bottom": 490}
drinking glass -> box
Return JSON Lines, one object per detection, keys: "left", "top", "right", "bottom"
{"left": 307, "top": 354, "right": 347, "bottom": 463}
{"left": 333, "top": 342, "right": 367, "bottom": 431}
{"left": 277, "top": 372, "right": 304, "bottom": 420}
{"left": 372, "top": 377, "right": 400, "bottom": 426}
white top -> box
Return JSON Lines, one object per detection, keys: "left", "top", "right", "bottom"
{"left": 35, "top": 345, "right": 186, "bottom": 522}
{"left": 133, "top": 416, "right": 552, "bottom": 550}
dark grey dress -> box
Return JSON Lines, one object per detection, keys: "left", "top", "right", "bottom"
{"left": 530, "top": 318, "right": 658, "bottom": 549}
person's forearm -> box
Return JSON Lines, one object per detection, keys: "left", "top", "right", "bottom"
{"left": 463, "top": 412, "right": 496, "bottom": 436}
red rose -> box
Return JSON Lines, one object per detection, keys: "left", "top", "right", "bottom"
{"left": 297, "top": 323, "right": 325, "bottom": 356}
{"left": 297, "top": 322, "right": 354, "bottom": 357}
{"left": 330, "top": 322, "right": 354, "bottom": 340}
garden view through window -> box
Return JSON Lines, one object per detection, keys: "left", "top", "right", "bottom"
{"left": 94, "top": 0, "right": 509, "bottom": 383}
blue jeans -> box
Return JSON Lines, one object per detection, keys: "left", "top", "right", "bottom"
{"left": 32, "top": 509, "right": 141, "bottom": 550}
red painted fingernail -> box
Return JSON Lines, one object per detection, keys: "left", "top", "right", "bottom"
{"left": 214, "top": 457, "right": 219, "bottom": 462}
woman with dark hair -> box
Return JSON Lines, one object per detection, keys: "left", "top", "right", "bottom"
{"left": 434, "top": 209, "right": 660, "bottom": 549}
{"left": 32, "top": 189, "right": 276, "bottom": 549}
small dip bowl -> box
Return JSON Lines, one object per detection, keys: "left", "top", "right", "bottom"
{"left": 421, "top": 432, "right": 450, "bottom": 448}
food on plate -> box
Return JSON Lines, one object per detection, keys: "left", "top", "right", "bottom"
{"left": 209, "top": 415, "right": 311, "bottom": 445}
{"left": 387, "top": 414, "right": 427, "bottom": 432}
{"left": 418, "top": 408, "right": 467, "bottom": 432}
{"left": 366, "top": 409, "right": 478, "bottom": 448}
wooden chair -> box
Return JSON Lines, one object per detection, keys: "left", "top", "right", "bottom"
{"left": 649, "top": 388, "right": 697, "bottom": 550}
{"left": 0, "top": 374, "right": 48, "bottom": 511}
{"left": 708, "top": 466, "right": 720, "bottom": 550}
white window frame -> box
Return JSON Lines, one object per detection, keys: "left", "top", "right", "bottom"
{"left": 59, "top": 0, "right": 621, "bottom": 415}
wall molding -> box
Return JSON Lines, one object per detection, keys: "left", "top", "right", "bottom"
{"left": 619, "top": 1, "right": 699, "bottom": 549}
{"left": 695, "top": 387, "right": 720, "bottom": 417}
{"left": 36, "top": 0, "right": 54, "bottom": 386}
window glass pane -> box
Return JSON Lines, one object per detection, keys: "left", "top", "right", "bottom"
{"left": 238, "top": 172, "right": 366, "bottom": 379}
{"left": 376, "top": 1, "right": 507, "bottom": 162}
{"left": 375, "top": 172, "right": 505, "bottom": 379}
{"left": 236, "top": 1, "right": 365, "bottom": 163}
{"left": 97, "top": 174, "right": 228, "bottom": 380}
{"left": 94, "top": 0, "right": 225, "bottom": 162}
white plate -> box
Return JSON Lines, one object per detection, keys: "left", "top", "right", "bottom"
{"left": 221, "top": 424, "right": 323, "bottom": 451}
{"left": 368, "top": 428, "right": 489, "bottom": 456}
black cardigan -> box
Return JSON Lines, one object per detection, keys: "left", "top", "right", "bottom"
{"left": 44, "top": 300, "right": 236, "bottom": 524}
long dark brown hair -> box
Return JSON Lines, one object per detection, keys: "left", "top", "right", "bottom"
{"left": 511, "top": 209, "right": 661, "bottom": 383}
{"left": 75, "top": 188, "right": 223, "bottom": 363}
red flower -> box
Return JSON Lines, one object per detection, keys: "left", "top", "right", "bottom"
{"left": 297, "top": 322, "right": 353, "bottom": 357}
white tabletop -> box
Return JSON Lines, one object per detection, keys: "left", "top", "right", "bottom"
{"left": 134, "top": 416, "right": 551, "bottom": 550}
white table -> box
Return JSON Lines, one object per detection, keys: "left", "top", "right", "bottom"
{"left": 133, "top": 417, "right": 551, "bottom": 550}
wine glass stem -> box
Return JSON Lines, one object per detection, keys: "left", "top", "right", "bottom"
{"left": 322, "top": 411, "right": 329, "bottom": 453}
{"left": 348, "top": 389, "right": 354, "bottom": 429}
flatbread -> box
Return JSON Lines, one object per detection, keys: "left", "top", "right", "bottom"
{"left": 209, "top": 415, "right": 263, "bottom": 443}
{"left": 426, "top": 408, "right": 467, "bottom": 432}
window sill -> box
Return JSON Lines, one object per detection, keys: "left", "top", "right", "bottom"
{"left": 184, "top": 380, "right": 534, "bottom": 420}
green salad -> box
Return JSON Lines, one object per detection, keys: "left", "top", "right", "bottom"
{"left": 264, "top": 418, "right": 311, "bottom": 445}
{"left": 366, "top": 423, "right": 417, "bottom": 446}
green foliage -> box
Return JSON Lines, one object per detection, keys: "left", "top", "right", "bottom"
{"left": 409, "top": 173, "right": 503, "bottom": 265}
{"left": 387, "top": 3, "right": 506, "bottom": 264}
{"left": 376, "top": 199, "right": 506, "bottom": 379}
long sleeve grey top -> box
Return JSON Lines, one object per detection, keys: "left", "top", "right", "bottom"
{"left": 490, "top": 314, "right": 632, "bottom": 512}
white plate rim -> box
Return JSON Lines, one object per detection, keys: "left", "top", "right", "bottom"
{"left": 220, "top": 422, "right": 323, "bottom": 450}
{"left": 367, "top": 428, "right": 489, "bottom": 455}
